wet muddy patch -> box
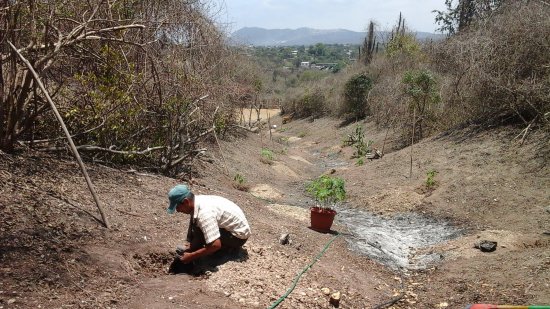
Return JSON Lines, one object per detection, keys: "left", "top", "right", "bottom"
{"left": 336, "top": 208, "right": 462, "bottom": 270}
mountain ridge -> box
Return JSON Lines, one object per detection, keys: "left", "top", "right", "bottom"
{"left": 230, "top": 26, "right": 443, "bottom": 46}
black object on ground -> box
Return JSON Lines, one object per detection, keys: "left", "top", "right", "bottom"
{"left": 475, "top": 240, "right": 498, "bottom": 252}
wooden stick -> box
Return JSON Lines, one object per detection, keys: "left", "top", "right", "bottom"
{"left": 410, "top": 106, "right": 415, "bottom": 179}
{"left": 267, "top": 109, "right": 273, "bottom": 145}
{"left": 9, "top": 41, "right": 110, "bottom": 228}
{"left": 381, "top": 116, "right": 395, "bottom": 157}
{"left": 212, "top": 107, "right": 230, "bottom": 176}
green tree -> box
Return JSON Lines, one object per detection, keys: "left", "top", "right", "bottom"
{"left": 402, "top": 70, "right": 441, "bottom": 139}
{"left": 342, "top": 74, "right": 373, "bottom": 120}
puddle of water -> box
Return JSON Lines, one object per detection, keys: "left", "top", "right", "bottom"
{"left": 336, "top": 207, "right": 462, "bottom": 270}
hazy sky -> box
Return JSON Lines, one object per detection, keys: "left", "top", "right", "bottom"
{"left": 220, "top": 0, "right": 447, "bottom": 33}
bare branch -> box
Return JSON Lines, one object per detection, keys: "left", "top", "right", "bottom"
{"left": 41, "top": 144, "right": 167, "bottom": 155}
{"left": 8, "top": 41, "right": 110, "bottom": 229}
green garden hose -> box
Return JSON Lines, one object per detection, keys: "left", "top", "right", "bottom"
{"left": 267, "top": 232, "right": 341, "bottom": 309}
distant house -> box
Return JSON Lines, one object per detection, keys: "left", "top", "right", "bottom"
{"left": 300, "top": 61, "right": 310, "bottom": 68}
{"left": 314, "top": 63, "right": 337, "bottom": 70}
{"left": 291, "top": 50, "right": 298, "bottom": 57}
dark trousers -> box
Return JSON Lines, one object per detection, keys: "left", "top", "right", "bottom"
{"left": 169, "top": 223, "right": 247, "bottom": 274}
{"left": 187, "top": 223, "right": 247, "bottom": 252}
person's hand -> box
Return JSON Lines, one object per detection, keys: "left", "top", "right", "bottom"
{"left": 179, "top": 252, "right": 193, "bottom": 264}
{"left": 176, "top": 243, "right": 190, "bottom": 255}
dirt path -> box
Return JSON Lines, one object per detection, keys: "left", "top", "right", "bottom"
{"left": 1, "top": 114, "right": 549, "bottom": 308}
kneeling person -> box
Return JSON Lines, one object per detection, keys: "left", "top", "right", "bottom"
{"left": 167, "top": 184, "right": 251, "bottom": 266}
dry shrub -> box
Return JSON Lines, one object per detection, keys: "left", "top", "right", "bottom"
{"left": 430, "top": 1, "right": 550, "bottom": 127}
{"left": 1, "top": 0, "right": 255, "bottom": 175}
{"left": 284, "top": 88, "right": 328, "bottom": 119}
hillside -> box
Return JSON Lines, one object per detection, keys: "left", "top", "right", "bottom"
{"left": 230, "top": 27, "right": 444, "bottom": 46}
{"left": 1, "top": 114, "right": 549, "bottom": 308}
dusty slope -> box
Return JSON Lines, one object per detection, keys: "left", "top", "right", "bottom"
{"left": 1, "top": 115, "right": 549, "bottom": 308}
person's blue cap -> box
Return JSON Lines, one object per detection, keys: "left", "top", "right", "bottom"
{"left": 167, "top": 184, "right": 191, "bottom": 214}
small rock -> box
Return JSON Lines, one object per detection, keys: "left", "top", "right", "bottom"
{"left": 438, "top": 302, "right": 449, "bottom": 308}
{"left": 279, "top": 233, "right": 290, "bottom": 245}
{"left": 252, "top": 247, "right": 263, "bottom": 255}
{"left": 474, "top": 240, "right": 497, "bottom": 252}
{"left": 329, "top": 291, "right": 340, "bottom": 307}
{"left": 545, "top": 206, "right": 550, "bottom": 214}
{"left": 321, "top": 288, "right": 331, "bottom": 295}
{"left": 8, "top": 298, "right": 16, "bottom": 304}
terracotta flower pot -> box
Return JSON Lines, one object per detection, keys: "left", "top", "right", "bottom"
{"left": 310, "top": 206, "right": 337, "bottom": 232}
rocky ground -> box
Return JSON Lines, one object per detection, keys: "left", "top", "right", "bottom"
{"left": 1, "top": 114, "right": 549, "bottom": 308}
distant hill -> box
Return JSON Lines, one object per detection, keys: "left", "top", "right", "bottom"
{"left": 230, "top": 27, "right": 444, "bottom": 46}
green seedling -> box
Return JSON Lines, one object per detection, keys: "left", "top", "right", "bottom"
{"left": 306, "top": 175, "right": 346, "bottom": 209}
{"left": 260, "top": 148, "right": 275, "bottom": 162}
{"left": 426, "top": 170, "right": 438, "bottom": 188}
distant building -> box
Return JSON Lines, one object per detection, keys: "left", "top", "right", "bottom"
{"left": 291, "top": 50, "right": 298, "bottom": 57}
{"left": 300, "top": 61, "right": 310, "bottom": 68}
{"left": 313, "top": 63, "right": 337, "bottom": 70}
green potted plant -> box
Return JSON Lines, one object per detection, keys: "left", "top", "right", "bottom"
{"left": 306, "top": 175, "right": 346, "bottom": 232}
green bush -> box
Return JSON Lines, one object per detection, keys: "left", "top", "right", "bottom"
{"left": 341, "top": 73, "right": 373, "bottom": 120}
{"left": 306, "top": 175, "right": 346, "bottom": 208}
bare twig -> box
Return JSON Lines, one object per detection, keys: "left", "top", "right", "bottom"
{"left": 115, "top": 208, "right": 145, "bottom": 218}
{"left": 267, "top": 109, "right": 273, "bottom": 145}
{"left": 8, "top": 41, "right": 110, "bottom": 229}
{"left": 410, "top": 106, "right": 415, "bottom": 179}
{"left": 514, "top": 116, "right": 538, "bottom": 145}
{"left": 231, "top": 124, "right": 257, "bottom": 132}
{"left": 41, "top": 144, "right": 166, "bottom": 155}
{"left": 212, "top": 106, "right": 230, "bottom": 176}
{"left": 19, "top": 118, "right": 107, "bottom": 144}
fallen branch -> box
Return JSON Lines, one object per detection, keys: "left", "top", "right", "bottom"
{"left": 231, "top": 124, "right": 258, "bottom": 132}
{"left": 514, "top": 116, "right": 537, "bottom": 146}
{"left": 163, "top": 148, "right": 207, "bottom": 170}
{"left": 9, "top": 41, "right": 110, "bottom": 228}
{"left": 41, "top": 144, "right": 166, "bottom": 155}
{"left": 19, "top": 119, "right": 106, "bottom": 144}
{"left": 115, "top": 208, "right": 145, "bottom": 218}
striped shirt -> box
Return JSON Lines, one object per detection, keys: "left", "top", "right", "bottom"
{"left": 193, "top": 195, "right": 251, "bottom": 244}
